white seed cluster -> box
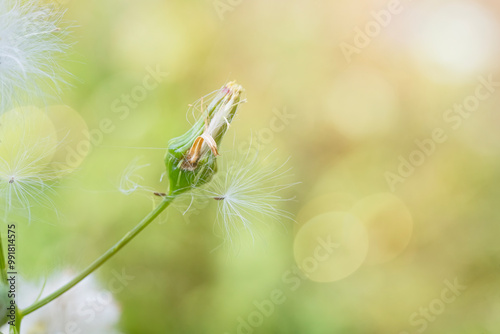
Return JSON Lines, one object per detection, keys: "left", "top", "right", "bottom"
{"left": 0, "top": 0, "right": 70, "bottom": 112}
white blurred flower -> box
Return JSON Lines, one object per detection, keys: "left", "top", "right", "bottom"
{"left": 0, "top": 0, "right": 70, "bottom": 112}
{"left": 1, "top": 271, "right": 122, "bottom": 334}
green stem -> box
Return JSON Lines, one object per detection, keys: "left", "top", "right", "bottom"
{"left": 12, "top": 308, "right": 22, "bottom": 334}
{"left": 22, "top": 196, "right": 175, "bottom": 316}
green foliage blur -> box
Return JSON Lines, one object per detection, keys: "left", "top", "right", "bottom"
{"left": 15, "top": 0, "right": 500, "bottom": 333}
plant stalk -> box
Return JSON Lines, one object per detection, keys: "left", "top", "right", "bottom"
{"left": 22, "top": 196, "right": 175, "bottom": 316}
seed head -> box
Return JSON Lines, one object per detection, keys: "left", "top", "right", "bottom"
{"left": 0, "top": 107, "right": 61, "bottom": 221}
{"left": 165, "top": 81, "right": 244, "bottom": 195}
{"left": 0, "top": 0, "right": 71, "bottom": 112}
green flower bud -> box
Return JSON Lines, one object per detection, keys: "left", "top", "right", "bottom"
{"left": 165, "top": 81, "right": 244, "bottom": 195}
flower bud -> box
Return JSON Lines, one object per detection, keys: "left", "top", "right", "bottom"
{"left": 165, "top": 81, "right": 244, "bottom": 194}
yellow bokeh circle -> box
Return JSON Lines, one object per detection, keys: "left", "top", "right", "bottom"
{"left": 294, "top": 212, "right": 369, "bottom": 283}
{"left": 0, "top": 107, "right": 58, "bottom": 176}
{"left": 352, "top": 193, "right": 413, "bottom": 265}
{"left": 0, "top": 105, "right": 89, "bottom": 181}
{"left": 46, "top": 105, "right": 90, "bottom": 176}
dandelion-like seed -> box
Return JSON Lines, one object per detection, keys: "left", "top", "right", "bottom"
{"left": 0, "top": 144, "right": 59, "bottom": 222}
{"left": 201, "top": 150, "right": 298, "bottom": 244}
{"left": 0, "top": 0, "right": 70, "bottom": 111}
{"left": 0, "top": 107, "right": 62, "bottom": 221}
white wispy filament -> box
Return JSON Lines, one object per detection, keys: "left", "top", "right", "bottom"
{"left": 0, "top": 0, "right": 70, "bottom": 111}
{"left": 118, "top": 157, "right": 152, "bottom": 196}
{"left": 201, "top": 151, "right": 298, "bottom": 244}
{"left": 0, "top": 107, "right": 61, "bottom": 221}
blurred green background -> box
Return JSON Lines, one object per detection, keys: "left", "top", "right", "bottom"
{"left": 15, "top": 0, "right": 500, "bottom": 333}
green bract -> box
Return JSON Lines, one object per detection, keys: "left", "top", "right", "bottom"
{"left": 165, "top": 82, "right": 244, "bottom": 195}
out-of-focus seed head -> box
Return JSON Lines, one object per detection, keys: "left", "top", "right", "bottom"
{"left": 0, "top": 0, "right": 71, "bottom": 112}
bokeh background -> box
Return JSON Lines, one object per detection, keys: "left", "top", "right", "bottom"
{"left": 13, "top": 0, "right": 500, "bottom": 333}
